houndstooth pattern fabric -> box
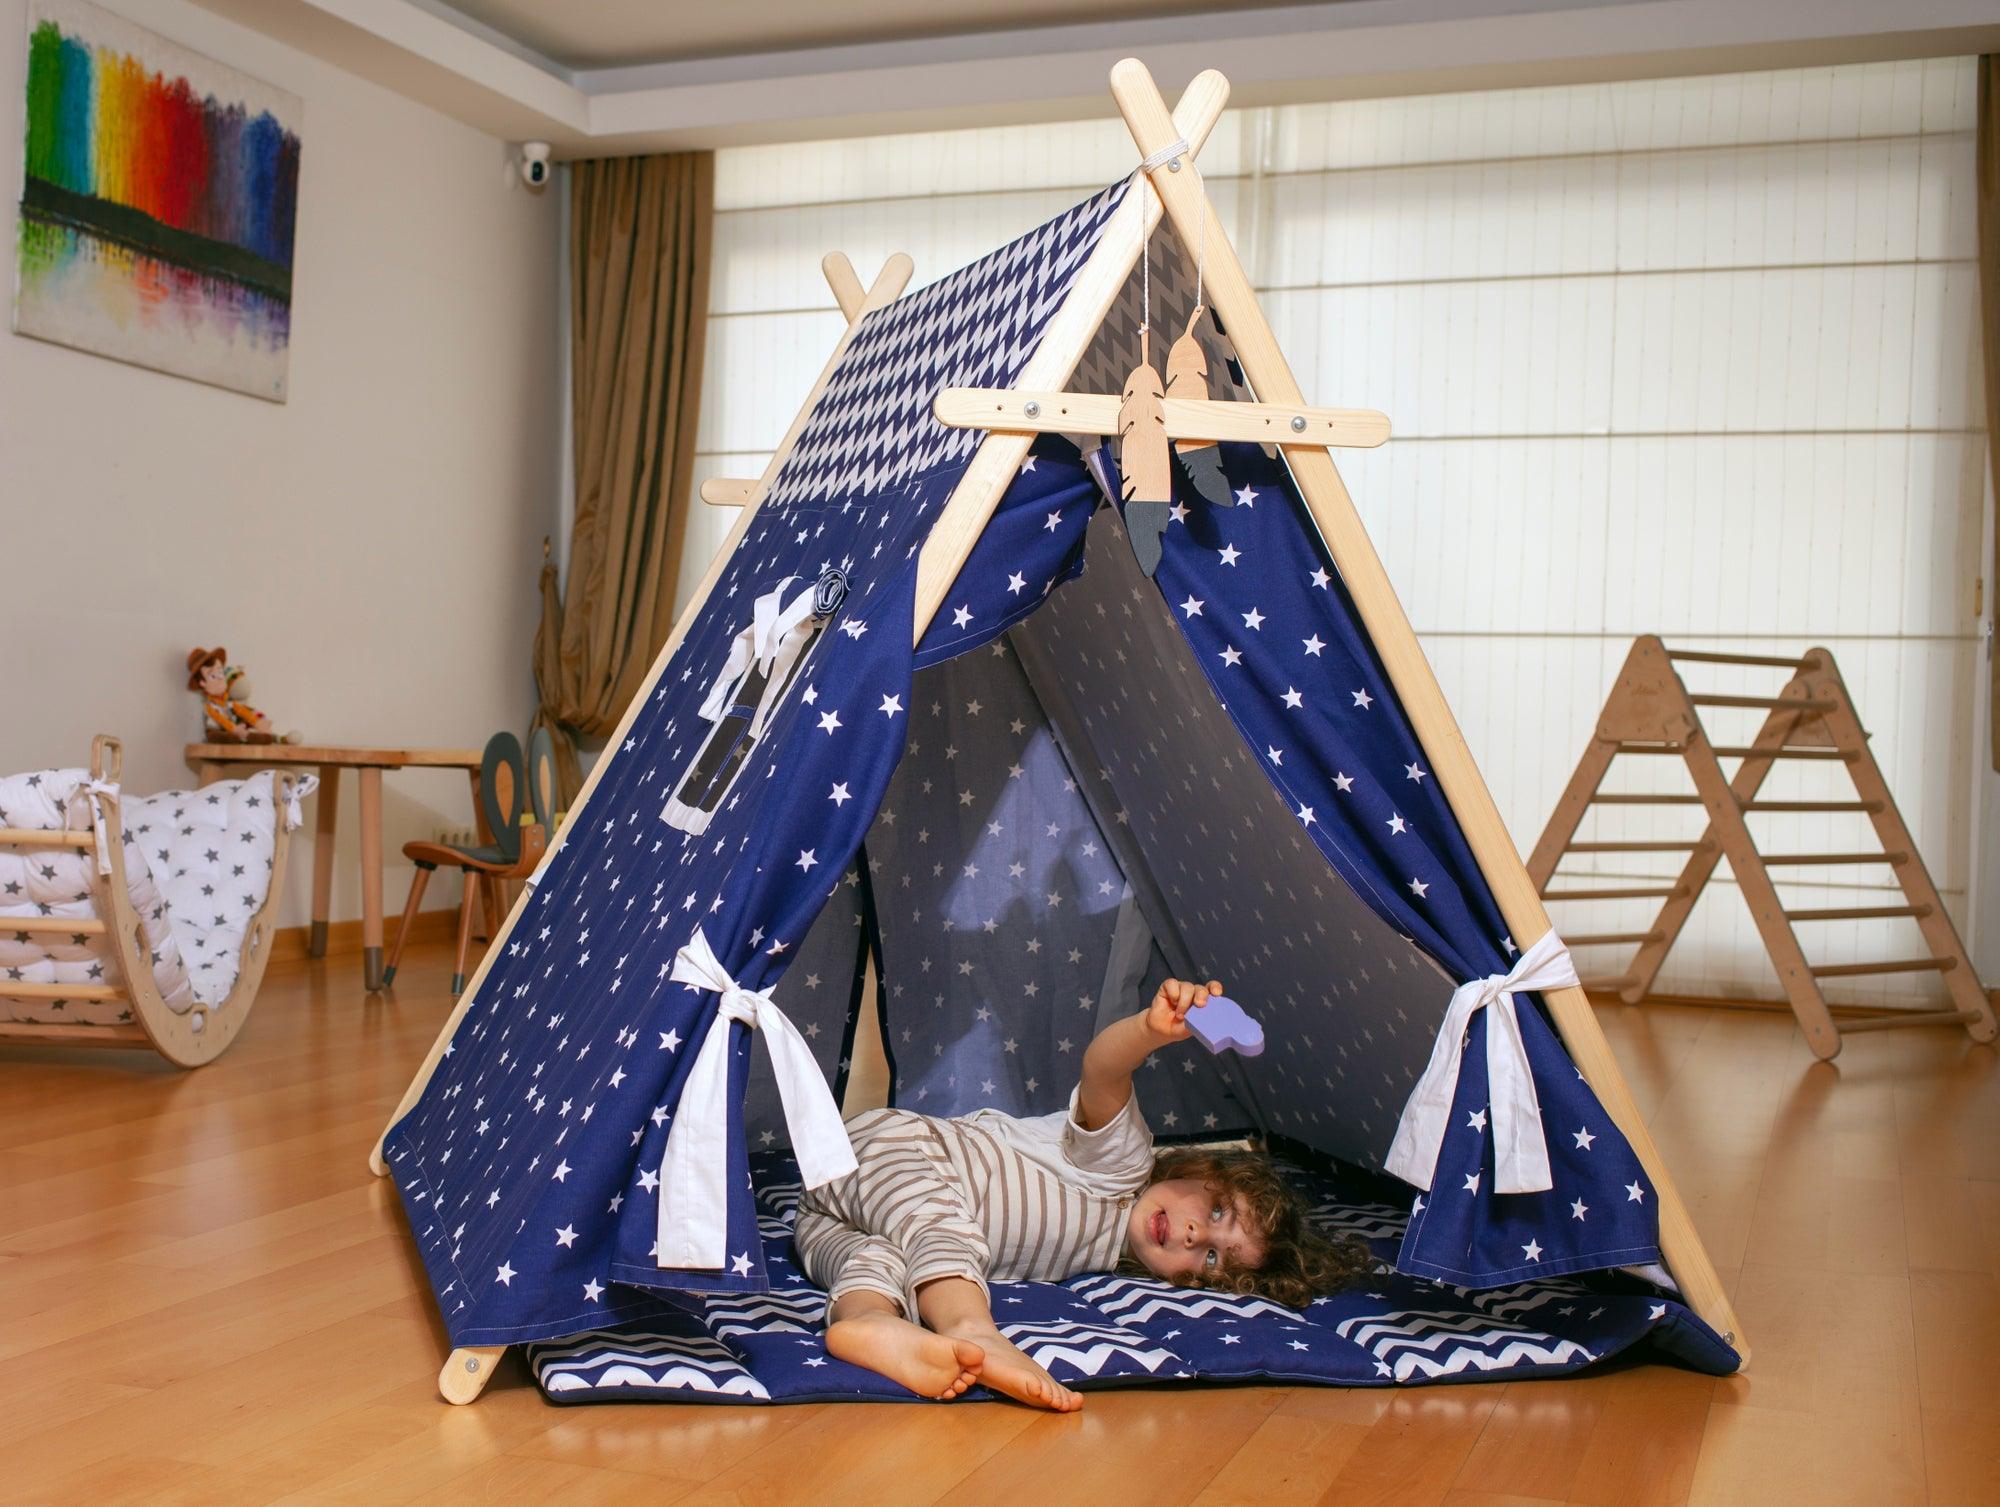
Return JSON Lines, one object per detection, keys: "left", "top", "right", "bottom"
{"left": 766, "top": 183, "right": 1130, "bottom": 510}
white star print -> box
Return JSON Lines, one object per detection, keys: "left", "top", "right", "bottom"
{"left": 731, "top": 1251, "right": 754, "bottom": 1276}
{"left": 1006, "top": 572, "right": 1027, "bottom": 595}
{"left": 555, "top": 1224, "right": 578, "bottom": 1247}
{"left": 1571, "top": 1198, "right": 1589, "bottom": 1221}
{"left": 583, "top": 1279, "right": 604, "bottom": 1301}
{"left": 879, "top": 695, "right": 903, "bottom": 716}
{"left": 818, "top": 711, "right": 842, "bottom": 734}
{"left": 1463, "top": 1171, "right": 1481, "bottom": 1194}
{"left": 1043, "top": 510, "right": 1063, "bottom": 533}
{"left": 796, "top": 850, "right": 817, "bottom": 871}
{"left": 1626, "top": 1182, "right": 1646, "bottom": 1203}
{"left": 1219, "top": 646, "right": 1242, "bottom": 666}
{"left": 1218, "top": 545, "right": 1240, "bottom": 566}
{"left": 1309, "top": 566, "right": 1331, "bottom": 589}
{"left": 1467, "top": 1107, "right": 1487, "bottom": 1132}
{"left": 1352, "top": 688, "right": 1374, "bottom": 709}
{"left": 1405, "top": 762, "right": 1427, "bottom": 783}
{"left": 660, "top": 1029, "right": 681, "bottom": 1051}
{"left": 1409, "top": 878, "right": 1429, "bottom": 898}
{"left": 829, "top": 783, "right": 850, "bottom": 806}
{"left": 495, "top": 1262, "right": 516, "bottom": 1286}
{"left": 952, "top": 605, "right": 973, "bottom": 628}
{"left": 1303, "top": 635, "right": 1324, "bottom": 656}
{"left": 1334, "top": 771, "right": 1354, "bottom": 792}
{"left": 1241, "top": 608, "right": 1265, "bottom": 630}
{"left": 638, "top": 1168, "right": 659, "bottom": 1192}
{"left": 1297, "top": 804, "right": 1315, "bottom": 827}
{"left": 1522, "top": 1239, "right": 1543, "bottom": 1262}
{"left": 1281, "top": 686, "right": 1304, "bottom": 709}
{"left": 1168, "top": 501, "right": 1189, "bottom": 524}
{"left": 1573, "top": 1127, "right": 1595, "bottom": 1150}
{"left": 1179, "top": 595, "right": 1204, "bottom": 618}
{"left": 1233, "top": 485, "right": 1258, "bottom": 506}
{"left": 1387, "top": 812, "right": 1407, "bottom": 835}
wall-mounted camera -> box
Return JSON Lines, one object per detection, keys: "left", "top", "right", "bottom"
{"left": 520, "top": 141, "right": 551, "bottom": 189}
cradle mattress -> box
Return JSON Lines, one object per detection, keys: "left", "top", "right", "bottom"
{"left": 0, "top": 767, "right": 283, "bottom": 1025}
{"left": 524, "top": 1151, "right": 1739, "bottom": 1403}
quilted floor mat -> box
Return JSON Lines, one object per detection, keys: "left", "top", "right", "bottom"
{"left": 525, "top": 1151, "right": 1738, "bottom": 1403}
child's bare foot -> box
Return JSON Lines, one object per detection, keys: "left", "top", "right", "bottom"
{"left": 826, "top": 1312, "right": 984, "bottom": 1400}
{"left": 944, "top": 1324, "right": 1082, "bottom": 1412}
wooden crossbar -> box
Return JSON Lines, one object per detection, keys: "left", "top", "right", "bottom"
{"left": 0, "top": 828, "right": 94, "bottom": 849}
{"left": 1526, "top": 634, "right": 1995, "bottom": 1063}
{"left": 4, "top": 915, "right": 107, "bottom": 935}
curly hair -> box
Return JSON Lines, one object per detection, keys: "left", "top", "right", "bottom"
{"left": 1119, "top": 1146, "right": 1375, "bottom": 1309}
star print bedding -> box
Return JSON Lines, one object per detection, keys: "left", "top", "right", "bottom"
{"left": 384, "top": 181, "right": 1712, "bottom": 1372}
{"left": 0, "top": 767, "right": 292, "bottom": 1024}
{"left": 522, "top": 1148, "right": 1737, "bottom": 1402}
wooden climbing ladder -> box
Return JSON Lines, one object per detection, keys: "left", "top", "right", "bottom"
{"left": 1529, "top": 635, "right": 1996, "bottom": 1060}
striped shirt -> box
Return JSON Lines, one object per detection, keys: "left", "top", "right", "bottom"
{"left": 795, "top": 1089, "right": 1154, "bottom": 1302}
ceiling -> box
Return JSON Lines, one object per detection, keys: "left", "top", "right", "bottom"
{"left": 437, "top": 0, "right": 1290, "bottom": 70}
{"left": 191, "top": 0, "right": 2000, "bottom": 154}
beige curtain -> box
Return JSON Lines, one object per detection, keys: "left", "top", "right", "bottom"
{"left": 534, "top": 151, "right": 714, "bottom": 803}
{"left": 1981, "top": 59, "right": 2000, "bottom": 772}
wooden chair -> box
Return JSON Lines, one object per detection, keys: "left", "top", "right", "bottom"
{"left": 384, "top": 731, "right": 548, "bottom": 995}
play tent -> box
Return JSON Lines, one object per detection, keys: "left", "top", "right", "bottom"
{"left": 375, "top": 60, "right": 1745, "bottom": 1405}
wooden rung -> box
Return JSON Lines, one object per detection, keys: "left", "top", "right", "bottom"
{"left": 1588, "top": 794, "right": 1703, "bottom": 805}
{"left": 1567, "top": 931, "right": 1664, "bottom": 946}
{"left": 1689, "top": 694, "right": 1836, "bottom": 712}
{"left": 1784, "top": 904, "right": 1930, "bottom": 922}
{"left": 933, "top": 388, "right": 1392, "bottom": 448}
{"left": 1578, "top": 976, "right": 1633, "bottom": 992}
{"left": 1608, "top": 743, "right": 1684, "bottom": 754}
{"left": 1708, "top": 746, "right": 1857, "bottom": 762}
{"left": 1542, "top": 886, "right": 1685, "bottom": 901}
{"left": 0, "top": 1019, "right": 148, "bottom": 1047}
{"left": 0, "top": 828, "right": 95, "bottom": 849}
{"left": 1664, "top": 648, "right": 1818, "bottom": 669}
{"left": 1761, "top": 851, "right": 1906, "bottom": 865}
{"left": 1564, "top": 840, "right": 1710, "bottom": 853}
{"left": 1808, "top": 957, "right": 1954, "bottom": 978}
{"left": 1740, "top": 799, "right": 1882, "bottom": 814}
{"left": 0, "top": 980, "right": 123, "bottom": 1001}
{"left": 1834, "top": 1008, "right": 1982, "bottom": 1034}
{"left": 699, "top": 477, "right": 758, "bottom": 507}
{"left": 3, "top": 916, "right": 107, "bottom": 936}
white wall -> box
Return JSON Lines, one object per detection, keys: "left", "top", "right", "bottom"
{"left": 0, "top": 0, "right": 562, "bottom": 929}
{"left": 688, "top": 58, "right": 1990, "bottom": 1009}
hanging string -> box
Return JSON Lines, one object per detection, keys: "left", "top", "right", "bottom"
{"left": 1130, "top": 137, "right": 1187, "bottom": 343}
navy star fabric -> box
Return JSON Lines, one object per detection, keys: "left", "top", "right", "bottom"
{"left": 384, "top": 185, "right": 1132, "bottom": 1348}
{"left": 1092, "top": 437, "right": 1661, "bottom": 1285}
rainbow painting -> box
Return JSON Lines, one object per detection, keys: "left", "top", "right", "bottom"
{"left": 13, "top": 1, "right": 301, "bottom": 400}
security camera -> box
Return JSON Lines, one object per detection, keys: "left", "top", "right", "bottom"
{"left": 520, "top": 141, "right": 551, "bottom": 188}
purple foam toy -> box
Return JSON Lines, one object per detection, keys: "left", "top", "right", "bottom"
{"left": 1184, "top": 995, "right": 1264, "bottom": 1057}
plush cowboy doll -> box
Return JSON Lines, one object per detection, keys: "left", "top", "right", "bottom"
{"left": 186, "top": 646, "right": 294, "bottom": 744}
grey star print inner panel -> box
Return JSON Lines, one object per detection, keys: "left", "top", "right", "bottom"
{"left": 1014, "top": 511, "right": 1447, "bottom": 1174}
{"left": 863, "top": 638, "right": 1250, "bottom": 1137}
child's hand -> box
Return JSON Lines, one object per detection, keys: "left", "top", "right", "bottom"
{"left": 1144, "top": 977, "right": 1223, "bottom": 1043}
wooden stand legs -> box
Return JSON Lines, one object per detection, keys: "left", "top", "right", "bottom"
{"left": 358, "top": 767, "right": 384, "bottom": 991}
{"left": 309, "top": 765, "right": 340, "bottom": 958}
{"left": 439, "top": 1346, "right": 506, "bottom": 1405}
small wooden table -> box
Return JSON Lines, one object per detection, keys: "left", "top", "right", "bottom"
{"left": 186, "top": 744, "right": 486, "bottom": 992}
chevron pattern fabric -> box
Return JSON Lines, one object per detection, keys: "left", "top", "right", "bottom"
{"left": 522, "top": 1148, "right": 1737, "bottom": 1404}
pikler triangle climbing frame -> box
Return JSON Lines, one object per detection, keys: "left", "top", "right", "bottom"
{"left": 373, "top": 60, "right": 1746, "bottom": 1404}
{"left": 1529, "top": 635, "right": 1997, "bottom": 1060}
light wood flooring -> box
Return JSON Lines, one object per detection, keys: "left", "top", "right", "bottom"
{"left": 3, "top": 939, "right": 1996, "bottom": 1505}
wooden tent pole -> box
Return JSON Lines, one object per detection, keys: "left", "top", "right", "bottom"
{"left": 911, "top": 70, "right": 1230, "bottom": 641}
{"left": 1108, "top": 56, "right": 1748, "bottom": 1362}
{"left": 370, "top": 253, "right": 915, "bottom": 1182}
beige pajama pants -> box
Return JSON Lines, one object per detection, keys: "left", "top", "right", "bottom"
{"left": 794, "top": 1108, "right": 992, "bottom": 1316}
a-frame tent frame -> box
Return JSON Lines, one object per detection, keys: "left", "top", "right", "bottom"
{"left": 375, "top": 61, "right": 1747, "bottom": 1403}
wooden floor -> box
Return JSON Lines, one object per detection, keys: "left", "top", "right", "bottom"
{"left": 3, "top": 939, "right": 1996, "bottom": 1506}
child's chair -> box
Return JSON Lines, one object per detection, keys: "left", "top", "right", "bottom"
{"left": 384, "top": 730, "right": 553, "bottom": 995}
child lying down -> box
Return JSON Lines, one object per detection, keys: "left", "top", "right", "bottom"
{"left": 794, "top": 978, "right": 1372, "bottom": 1411}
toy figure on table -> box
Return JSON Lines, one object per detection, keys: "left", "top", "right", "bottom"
{"left": 186, "top": 646, "right": 300, "bottom": 745}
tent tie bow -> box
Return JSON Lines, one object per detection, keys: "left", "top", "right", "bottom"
{"left": 1384, "top": 930, "right": 1579, "bottom": 1195}
{"left": 656, "top": 927, "right": 856, "bottom": 1270}
{"left": 696, "top": 577, "right": 821, "bottom": 739}
{"left": 280, "top": 773, "right": 320, "bottom": 832}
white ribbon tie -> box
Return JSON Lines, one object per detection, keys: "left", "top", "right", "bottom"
{"left": 656, "top": 927, "right": 856, "bottom": 1270}
{"left": 65, "top": 779, "right": 120, "bottom": 875}
{"left": 1384, "top": 930, "right": 1579, "bottom": 1195}
{"left": 281, "top": 772, "right": 320, "bottom": 832}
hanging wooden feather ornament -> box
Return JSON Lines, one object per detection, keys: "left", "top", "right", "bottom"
{"left": 1120, "top": 327, "right": 1172, "bottom": 576}
{"left": 1166, "top": 311, "right": 1232, "bottom": 509}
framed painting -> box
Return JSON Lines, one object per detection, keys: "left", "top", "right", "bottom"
{"left": 14, "top": 0, "right": 301, "bottom": 401}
